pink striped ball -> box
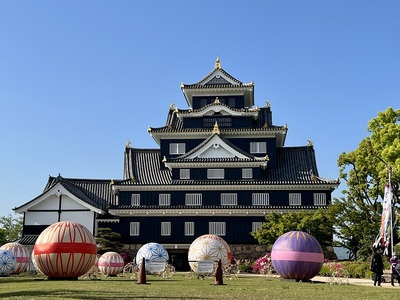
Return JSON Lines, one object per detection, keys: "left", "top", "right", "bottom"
{"left": 98, "top": 252, "right": 124, "bottom": 275}
{"left": 271, "top": 231, "right": 324, "bottom": 281}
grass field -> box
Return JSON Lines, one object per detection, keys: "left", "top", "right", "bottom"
{"left": 0, "top": 273, "right": 399, "bottom": 300}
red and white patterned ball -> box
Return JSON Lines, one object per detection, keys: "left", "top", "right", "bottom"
{"left": 98, "top": 252, "right": 124, "bottom": 275}
{"left": 188, "top": 234, "right": 232, "bottom": 272}
{"left": 33, "top": 221, "right": 97, "bottom": 279}
{"left": 0, "top": 242, "right": 30, "bottom": 274}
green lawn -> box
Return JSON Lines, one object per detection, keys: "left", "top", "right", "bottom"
{"left": 0, "top": 273, "right": 399, "bottom": 300}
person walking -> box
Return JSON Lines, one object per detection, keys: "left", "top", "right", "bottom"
{"left": 370, "top": 248, "right": 384, "bottom": 286}
{"left": 390, "top": 253, "right": 400, "bottom": 286}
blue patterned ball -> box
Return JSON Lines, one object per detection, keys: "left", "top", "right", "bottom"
{"left": 0, "top": 249, "right": 17, "bottom": 276}
{"left": 135, "top": 242, "right": 169, "bottom": 272}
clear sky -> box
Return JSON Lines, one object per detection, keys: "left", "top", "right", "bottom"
{"left": 0, "top": 1, "right": 399, "bottom": 218}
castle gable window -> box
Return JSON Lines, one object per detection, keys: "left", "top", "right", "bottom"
{"left": 185, "top": 193, "right": 202, "bottom": 206}
{"left": 131, "top": 194, "right": 140, "bottom": 206}
{"left": 252, "top": 222, "right": 262, "bottom": 232}
{"left": 170, "top": 143, "right": 186, "bottom": 155}
{"left": 313, "top": 193, "right": 326, "bottom": 206}
{"left": 209, "top": 222, "right": 226, "bottom": 236}
{"left": 207, "top": 169, "right": 224, "bottom": 179}
{"left": 221, "top": 193, "right": 237, "bottom": 206}
{"left": 185, "top": 222, "right": 195, "bottom": 236}
{"left": 252, "top": 193, "right": 269, "bottom": 205}
{"left": 180, "top": 169, "right": 190, "bottom": 179}
{"left": 130, "top": 222, "right": 140, "bottom": 236}
{"left": 289, "top": 193, "right": 302, "bottom": 206}
{"left": 250, "top": 142, "right": 267, "bottom": 154}
{"left": 161, "top": 222, "right": 171, "bottom": 236}
{"left": 242, "top": 168, "right": 253, "bottom": 179}
{"left": 159, "top": 194, "right": 171, "bottom": 206}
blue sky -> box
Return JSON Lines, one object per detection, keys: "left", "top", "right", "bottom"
{"left": 0, "top": 1, "right": 399, "bottom": 218}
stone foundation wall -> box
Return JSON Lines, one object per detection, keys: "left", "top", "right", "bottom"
{"left": 230, "top": 244, "right": 269, "bottom": 261}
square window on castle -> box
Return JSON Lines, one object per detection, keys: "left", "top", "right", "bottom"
{"left": 159, "top": 194, "right": 171, "bottom": 206}
{"left": 252, "top": 193, "right": 269, "bottom": 205}
{"left": 161, "top": 222, "right": 171, "bottom": 236}
{"left": 169, "top": 143, "right": 186, "bottom": 155}
{"left": 209, "top": 222, "right": 226, "bottom": 236}
{"left": 180, "top": 169, "right": 190, "bottom": 179}
{"left": 130, "top": 222, "right": 140, "bottom": 236}
{"left": 207, "top": 169, "right": 224, "bottom": 179}
{"left": 185, "top": 193, "right": 202, "bottom": 205}
{"left": 221, "top": 193, "right": 237, "bottom": 205}
{"left": 131, "top": 194, "right": 140, "bottom": 206}
{"left": 313, "top": 193, "right": 326, "bottom": 206}
{"left": 250, "top": 142, "right": 267, "bottom": 154}
{"left": 289, "top": 193, "right": 302, "bottom": 206}
{"left": 252, "top": 222, "right": 262, "bottom": 232}
{"left": 242, "top": 168, "right": 253, "bottom": 179}
{"left": 185, "top": 222, "right": 195, "bottom": 236}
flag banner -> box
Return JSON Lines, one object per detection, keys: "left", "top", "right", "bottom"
{"left": 374, "top": 182, "right": 393, "bottom": 255}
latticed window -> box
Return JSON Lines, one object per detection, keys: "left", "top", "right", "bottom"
{"left": 159, "top": 194, "right": 171, "bottom": 206}
{"left": 169, "top": 143, "right": 185, "bottom": 154}
{"left": 252, "top": 193, "right": 269, "bottom": 205}
{"left": 221, "top": 193, "right": 238, "bottom": 205}
{"left": 203, "top": 117, "right": 232, "bottom": 127}
{"left": 209, "top": 222, "right": 226, "bottom": 236}
{"left": 313, "top": 193, "right": 326, "bottom": 206}
{"left": 250, "top": 142, "right": 267, "bottom": 153}
{"left": 180, "top": 169, "right": 190, "bottom": 179}
{"left": 161, "top": 222, "right": 171, "bottom": 236}
{"left": 242, "top": 168, "right": 253, "bottom": 179}
{"left": 207, "top": 169, "right": 224, "bottom": 179}
{"left": 252, "top": 222, "right": 262, "bottom": 232}
{"left": 131, "top": 194, "right": 140, "bottom": 206}
{"left": 130, "top": 222, "right": 140, "bottom": 236}
{"left": 185, "top": 222, "right": 195, "bottom": 236}
{"left": 185, "top": 193, "right": 202, "bottom": 206}
{"left": 289, "top": 193, "right": 302, "bottom": 206}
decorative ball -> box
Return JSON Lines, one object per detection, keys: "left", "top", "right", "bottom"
{"left": 0, "top": 242, "right": 30, "bottom": 274}
{"left": 271, "top": 231, "right": 324, "bottom": 281}
{"left": 135, "top": 242, "right": 169, "bottom": 272}
{"left": 0, "top": 249, "right": 17, "bottom": 276}
{"left": 188, "top": 234, "right": 232, "bottom": 272}
{"left": 34, "top": 221, "right": 97, "bottom": 279}
{"left": 98, "top": 252, "right": 124, "bottom": 275}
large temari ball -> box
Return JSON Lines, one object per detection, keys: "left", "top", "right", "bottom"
{"left": 0, "top": 249, "right": 16, "bottom": 276}
{"left": 34, "top": 221, "right": 97, "bottom": 279}
{"left": 271, "top": 231, "right": 324, "bottom": 281}
{"left": 188, "top": 234, "right": 232, "bottom": 272}
{"left": 0, "top": 242, "right": 30, "bottom": 274}
{"left": 135, "top": 242, "right": 169, "bottom": 272}
{"left": 98, "top": 252, "right": 124, "bottom": 276}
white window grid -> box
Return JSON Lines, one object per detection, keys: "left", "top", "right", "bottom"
{"left": 185, "top": 193, "right": 202, "bottom": 206}
{"left": 252, "top": 193, "right": 270, "bottom": 206}
{"left": 242, "top": 168, "right": 253, "bottom": 179}
{"left": 313, "top": 193, "right": 326, "bottom": 206}
{"left": 184, "top": 222, "right": 195, "bottom": 236}
{"left": 169, "top": 143, "right": 186, "bottom": 155}
{"left": 221, "top": 193, "right": 238, "bottom": 206}
{"left": 289, "top": 193, "right": 302, "bottom": 206}
{"left": 209, "top": 222, "right": 226, "bottom": 236}
{"left": 161, "top": 222, "right": 171, "bottom": 236}
{"left": 207, "top": 169, "right": 224, "bottom": 179}
{"left": 180, "top": 169, "right": 190, "bottom": 179}
{"left": 252, "top": 222, "right": 262, "bottom": 232}
{"left": 131, "top": 194, "right": 140, "bottom": 206}
{"left": 130, "top": 222, "right": 140, "bottom": 236}
{"left": 159, "top": 194, "right": 171, "bottom": 206}
{"left": 250, "top": 142, "right": 267, "bottom": 154}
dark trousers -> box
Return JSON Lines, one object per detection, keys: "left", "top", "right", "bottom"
{"left": 374, "top": 273, "right": 382, "bottom": 286}
{"left": 391, "top": 272, "right": 400, "bottom": 286}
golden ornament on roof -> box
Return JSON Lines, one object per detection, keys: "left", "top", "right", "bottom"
{"left": 212, "top": 121, "right": 220, "bottom": 135}
{"left": 214, "top": 56, "right": 221, "bottom": 69}
{"left": 214, "top": 97, "right": 220, "bottom": 104}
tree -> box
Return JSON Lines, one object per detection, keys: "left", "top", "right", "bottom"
{"left": 329, "top": 107, "right": 400, "bottom": 260}
{"left": 251, "top": 209, "right": 334, "bottom": 249}
{"left": 0, "top": 214, "right": 23, "bottom": 245}
{"left": 95, "top": 227, "right": 124, "bottom": 254}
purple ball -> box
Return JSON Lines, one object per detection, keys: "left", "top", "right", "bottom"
{"left": 271, "top": 231, "right": 324, "bottom": 281}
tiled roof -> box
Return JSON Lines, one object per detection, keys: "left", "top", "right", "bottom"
{"left": 14, "top": 175, "right": 119, "bottom": 212}
{"left": 124, "top": 148, "right": 172, "bottom": 184}
{"left": 18, "top": 235, "right": 38, "bottom": 245}
{"left": 122, "top": 146, "right": 338, "bottom": 186}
